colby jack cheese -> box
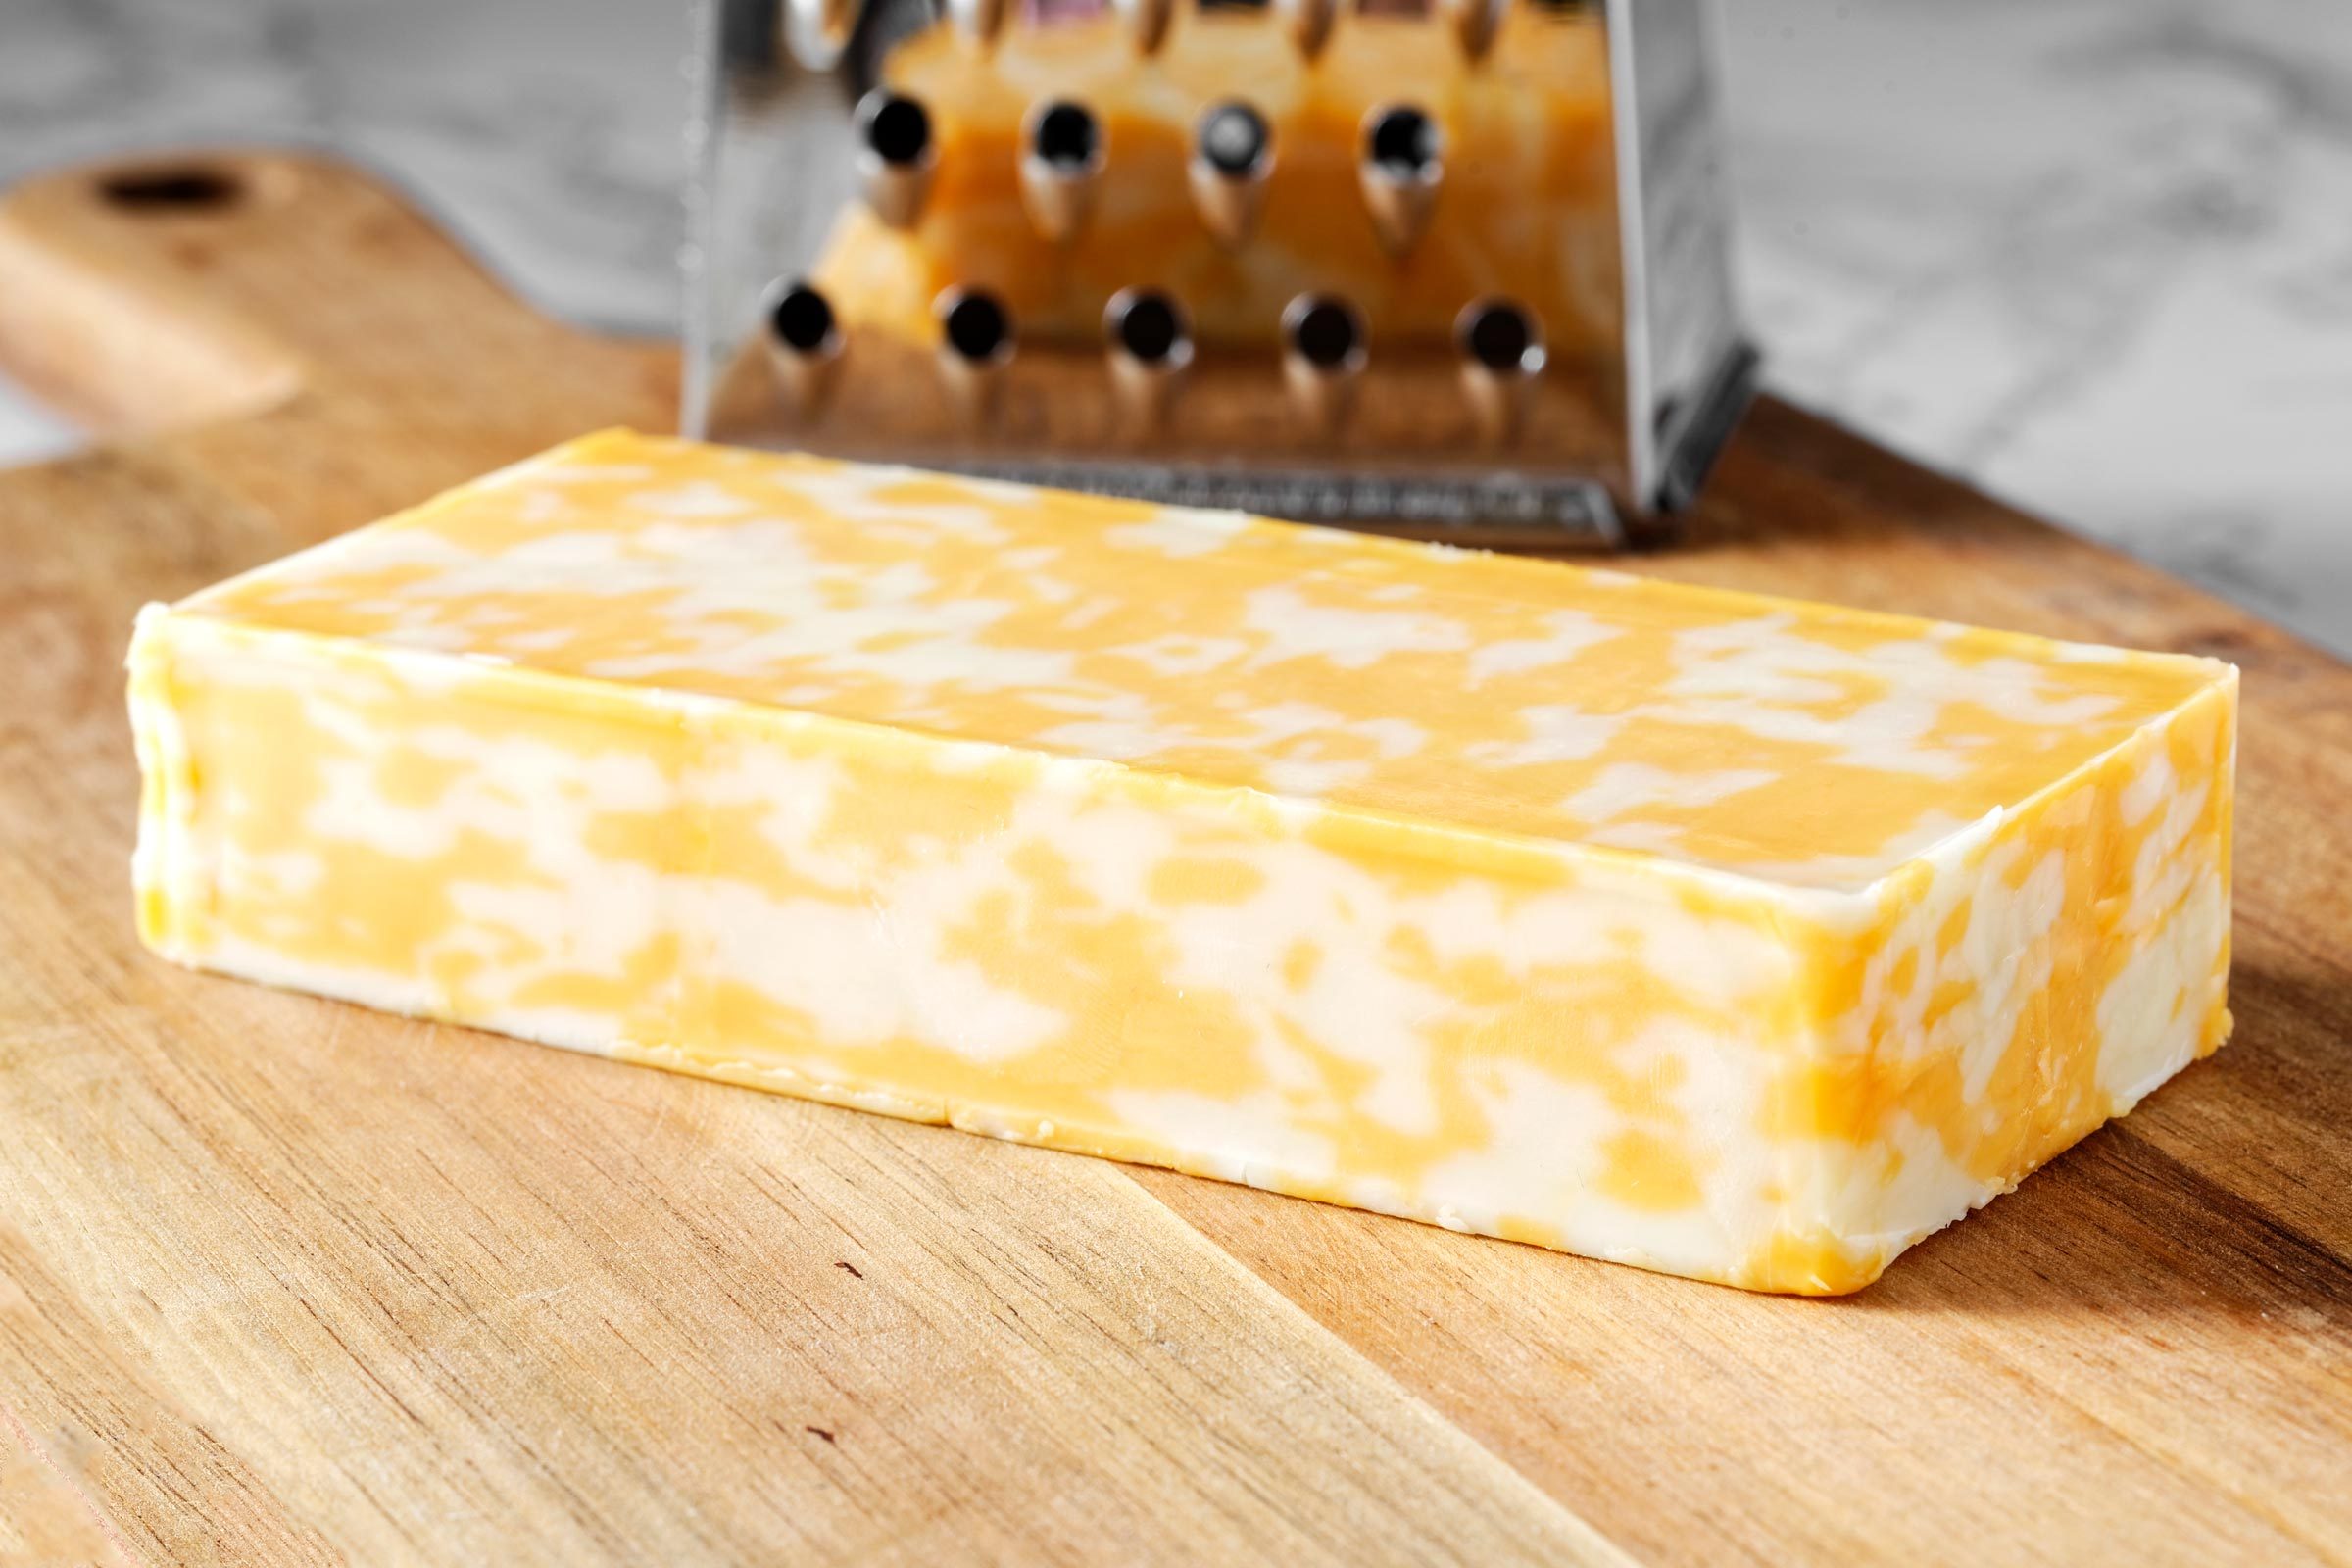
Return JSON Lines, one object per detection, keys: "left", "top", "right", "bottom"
{"left": 128, "top": 431, "right": 2234, "bottom": 1292}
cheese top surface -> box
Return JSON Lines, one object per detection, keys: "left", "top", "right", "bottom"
{"left": 179, "top": 430, "right": 2225, "bottom": 892}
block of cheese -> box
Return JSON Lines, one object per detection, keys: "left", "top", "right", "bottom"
{"left": 127, "top": 431, "right": 2236, "bottom": 1293}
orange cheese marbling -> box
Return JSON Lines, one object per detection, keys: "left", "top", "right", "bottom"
{"left": 128, "top": 431, "right": 2235, "bottom": 1292}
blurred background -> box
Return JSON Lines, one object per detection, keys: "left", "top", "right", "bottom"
{"left": 3, "top": 0, "right": 2347, "bottom": 654}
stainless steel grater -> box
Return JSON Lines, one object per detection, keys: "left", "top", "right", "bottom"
{"left": 681, "top": 0, "right": 1755, "bottom": 542}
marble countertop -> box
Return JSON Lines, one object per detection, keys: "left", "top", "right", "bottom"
{"left": 5, "top": 0, "right": 2348, "bottom": 655}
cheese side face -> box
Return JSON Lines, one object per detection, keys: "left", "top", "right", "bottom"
{"left": 127, "top": 430, "right": 2235, "bottom": 1292}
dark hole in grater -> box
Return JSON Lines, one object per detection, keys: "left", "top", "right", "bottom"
{"left": 1198, "top": 102, "right": 1270, "bottom": 176}
{"left": 944, "top": 292, "right": 1010, "bottom": 360}
{"left": 1464, "top": 304, "right": 1534, "bottom": 371}
{"left": 864, "top": 93, "right": 931, "bottom": 166}
{"left": 99, "top": 165, "right": 242, "bottom": 211}
{"left": 1366, "top": 107, "right": 1438, "bottom": 176}
{"left": 1033, "top": 102, "right": 1100, "bottom": 169}
{"left": 1290, "top": 299, "right": 1360, "bottom": 368}
{"left": 1113, "top": 294, "right": 1184, "bottom": 364}
{"left": 770, "top": 284, "right": 836, "bottom": 352}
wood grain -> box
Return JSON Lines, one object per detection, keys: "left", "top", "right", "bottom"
{"left": 0, "top": 149, "right": 2346, "bottom": 1566}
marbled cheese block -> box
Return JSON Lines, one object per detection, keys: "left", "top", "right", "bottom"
{"left": 126, "top": 430, "right": 2236, "bottom": 1293}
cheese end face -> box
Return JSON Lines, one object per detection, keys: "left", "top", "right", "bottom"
{"left": 126, "top": 432, "right": 2236, "bottom": 1293}
{"left": 1766, "top": 670, "right": 2235, "bottom": 1292}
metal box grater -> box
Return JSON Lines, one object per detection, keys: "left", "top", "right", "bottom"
{"left": 682, "top": 0, "right": 1755, "bottom": 542}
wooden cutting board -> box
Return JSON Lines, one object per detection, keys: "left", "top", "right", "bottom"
{"left": 1, "top": 151, "right": 2346, "bottom": 1568}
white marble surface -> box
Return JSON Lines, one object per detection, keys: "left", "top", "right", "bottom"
{"left": 3, "top": 0, "right": 2348, "bottom": 653}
